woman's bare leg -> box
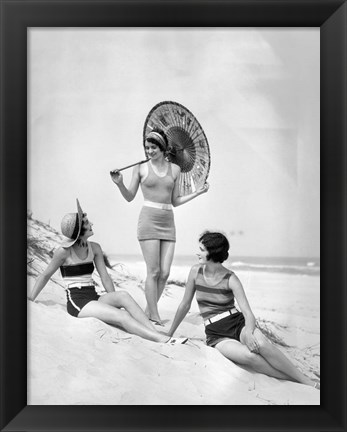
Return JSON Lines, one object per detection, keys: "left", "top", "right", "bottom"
{"left": 215, "top": 339, "right": 291, "bottom": 380}
{"left": 139, "top": 239, "right": 162, "bottom": 323}
{"left": 78, "top": 301, "right": 168, "bottom": 342}
{"left": 99, "top": 291, "right": 156, "bottom": 330}
{"left": 157, "top": 240, "right": 175, "bottom": 301}
{"left": 245, "top": 328, "right": 315, "bottom": 386}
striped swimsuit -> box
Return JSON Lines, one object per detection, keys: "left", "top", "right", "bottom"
{"left": 195, "top": 266, "right": 245, "bottom": 347}
{"left": 60, "top": 243, "right": 100, "bottom": 317}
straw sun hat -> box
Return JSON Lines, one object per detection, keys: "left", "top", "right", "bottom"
{"left": 60, "top": 199, "right": 84, "bottom": 248}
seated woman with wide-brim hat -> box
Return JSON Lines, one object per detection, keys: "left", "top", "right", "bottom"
{"left": 28, "top": 199, "right": 187, "bottom": 345}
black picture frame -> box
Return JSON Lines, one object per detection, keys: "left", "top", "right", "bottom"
{"left": 1, "top": 0, "right": 346, "bottom": 430}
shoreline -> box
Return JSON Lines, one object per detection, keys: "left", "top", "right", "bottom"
{"left": 108, "top": 254, "right": 320, "bottom": 279}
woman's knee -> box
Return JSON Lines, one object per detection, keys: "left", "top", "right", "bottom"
{"left": 116, "top": 290, "right": 132, "bottom": 302}
{"left": 242, "top": 351, "right": 262, "bottom": 367}
{"left": 158, "top": 269, "right": 170, "bottom": 283}
{"left": 101, "top": 290, "right": 131, "bottom": 307}
{"left": 146, "top": 267, "right": 160, "bottom": 281}
{"left": 253, "top": 329, "right": 271, "bottom": 353}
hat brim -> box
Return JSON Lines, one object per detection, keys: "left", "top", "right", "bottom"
{"left": 60, "top": 199, "right": 84, "bottom": 248}
{"left": 61, "top": 237, "right": 79, "bottom": 248}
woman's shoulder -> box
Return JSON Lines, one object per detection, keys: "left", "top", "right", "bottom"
{"left": 225, "top": 267, "right": 236, "bottom": 280}
{"left": 227, "top": 270, "right": 242, "bottom": 289}
{"left": 170, "top": 162, "right": 181, "bottom": 177}
{"left": 188, "top": 263, "right": 202, "bottom": 279}
{"left": 138, "top": 161, "right": 149, "bottom": 180}
{"left": 53, "top": 246, "right": 70, "bottom": 262}
{"left": 135, "top": 162, "right": 144, "bottom": 172}
{"left": 89, "top": 241, "right": 102, "bottom": 252}
{"left": 226, "top": 266, "right": 235, "bottom": 275}
{"left": 170, "top": 162, "right": 180, "bottom": 172}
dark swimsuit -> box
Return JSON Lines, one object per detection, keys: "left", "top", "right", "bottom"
{"left": 60, "top": 244, "right": 100, "bottom": 317}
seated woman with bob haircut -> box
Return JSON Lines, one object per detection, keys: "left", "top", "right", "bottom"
{"left": 167, "top": 231, "right": 319, "bottom": 388}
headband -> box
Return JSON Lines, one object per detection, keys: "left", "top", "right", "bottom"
{"left": 146, "top": 131, "right": 167, "bottom": 150}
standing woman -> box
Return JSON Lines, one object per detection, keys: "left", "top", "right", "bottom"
{"left": 28, "top": 199, "right": 187, "bottom": 344}
{"left": 111, "top": 128, "right": 209, "bottom": 325}
{"left": 167, "top": 231, "right": 319, "bottom": 388}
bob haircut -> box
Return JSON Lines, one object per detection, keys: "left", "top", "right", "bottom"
{"left": 145, "top": 127, "right": 168, "bottom": 153}
{"left": 199, "top": 231, "right": 230, "bottom": 263}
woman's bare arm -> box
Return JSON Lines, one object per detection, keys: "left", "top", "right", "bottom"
{"left": 171, "top": 165, "right": 209, "bottom": 207}
{"left": 111, "top": 165, "right": 141, "bottom": 202}
{"left": 91, "top": 242, "right": 115, "bottom": 293}
{"left": 28, "top": 247, "right": 68, "bottom": 301}
{"left": 167, "top": 265, "right": 199, "bottom": 336}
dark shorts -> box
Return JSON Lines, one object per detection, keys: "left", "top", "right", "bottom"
{"left": 66, "top": 286, "right": 100, "bottom": 317}
{"left": 205, "top": 311, "right": 246, "bottom": 347}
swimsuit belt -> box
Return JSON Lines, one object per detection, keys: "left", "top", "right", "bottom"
{"left": 67, "top": 282, "right": 95, "bottom": 289}
{"left": 204, "top": 308, "right": 239, "bottom": 326}
{"left": 143, "top": 200, "right": 172, "bottom": 210}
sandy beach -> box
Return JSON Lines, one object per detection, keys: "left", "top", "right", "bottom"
{"left": 27, "top": 214, "right": 320, "bottom": 405}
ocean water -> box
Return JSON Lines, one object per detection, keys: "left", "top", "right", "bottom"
{"left": 109, "top": 253, "right": 320, "bottom": 282}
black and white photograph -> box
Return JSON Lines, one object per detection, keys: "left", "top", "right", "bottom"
{"left": 26, "top": 27, "right": 321, "bottom": 405}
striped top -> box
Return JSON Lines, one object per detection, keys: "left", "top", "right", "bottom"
{"left": 140, "top": 161, "right": 175, "bottom": 204}
{"left": 60, "top": 243, "right": 95, "bottom": 289}
{"left": 194, "top": 266, "right": 235, "bottom": 320}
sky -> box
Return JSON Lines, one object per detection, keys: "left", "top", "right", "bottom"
{"left": 28, "top": 28, "right": 320, "bottom": 258}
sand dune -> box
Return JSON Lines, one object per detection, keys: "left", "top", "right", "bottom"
{"left": 27, "top": 214, "right": 320, "bottom": 405}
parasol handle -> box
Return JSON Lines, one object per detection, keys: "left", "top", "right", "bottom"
{"left": 110, "top": 158, "right": 150, "bottom": 173}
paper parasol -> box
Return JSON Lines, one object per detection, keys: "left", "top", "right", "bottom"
{"left": 143, "top": 101, "right": 211, "bottom": 196}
